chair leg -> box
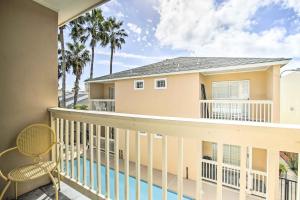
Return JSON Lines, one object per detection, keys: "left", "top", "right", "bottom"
{"left": 48, "top": 173, "right": 58, "bottom": 200}
{"left": 15, "top": 182, "right": 18, "bottom": 200}
{"left": 0, "top": 180, "right": 11, "bottom": 200}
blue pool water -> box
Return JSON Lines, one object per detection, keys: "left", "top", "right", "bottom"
{"left": 64, "top": 158, "right": 193, "bottom": 200}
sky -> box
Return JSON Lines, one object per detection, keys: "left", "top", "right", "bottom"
{"left": 62, "top": 0, "right": 300, "bottom": 91}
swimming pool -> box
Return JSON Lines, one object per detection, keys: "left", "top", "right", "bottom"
{"left": 64, "top": 158, "right": 193, "bottom": 200}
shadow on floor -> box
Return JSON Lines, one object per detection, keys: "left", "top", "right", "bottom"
{"left": 18, "top": 184, "right": 70, "bottom": 200}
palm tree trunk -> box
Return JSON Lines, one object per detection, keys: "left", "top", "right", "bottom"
{"left": 110, "top": 46, "right": 114, "bottom": 74}
{"left": 73, "top": 71, "right": 80, "bottom": 107}
{"left": 90, "top": 46, "right": 94, "bottom": 79}
{"left": 59, "top": 26, "right": 67, "bottom": 108}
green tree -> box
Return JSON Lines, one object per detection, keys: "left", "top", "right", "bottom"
{"left": 58, "top": 25, "right": 67, "bottom": 107}
{"left": 106, "top": 17, "right": 128, "bottom": 74}
{"left": 67, "top": 17, "right": 90, "bottom": 107}
{"left": 85, "top": 9, "right": 109, "bottom": 79}
{"left": 65, "top": 42, "right": 90, "bottom": 107}
{"left": 69, "top": 16, "right": 86, "bottom": 43}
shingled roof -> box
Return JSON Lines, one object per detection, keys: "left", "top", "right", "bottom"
{"left": 86, "top": 57, "right": 291, "bottom": 82}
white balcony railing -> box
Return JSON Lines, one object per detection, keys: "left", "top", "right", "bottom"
{"left": 49, "top": 107, "right": 300, "bottom": 200}
{"left": 200, "top": 100, "right": 273, "bottom": 122}
{"left": 202, "top": 159, "right": 267, "bottom": 197}
{"left": 90, "top": 99, "right": 115, "bottom": 112}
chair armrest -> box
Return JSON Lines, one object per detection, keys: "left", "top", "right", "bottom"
{"left": 0, "top": 147, "right": 18, "bottom": 181}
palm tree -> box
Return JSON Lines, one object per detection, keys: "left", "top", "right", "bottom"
{"left": 68, "top": 17, "right": 90, "bottom": 107}
{"left": 106, "top": 17, "right": 128, "bottom": 74}
{"left": 69, "top": 16, "right": 86, "bottom": 43}
{"left": 85, "top": 9, "right": 109, "bottom": 79}
{"left": 65, "top": 42, "right": 90, "bottom": 106}
{"left": 58, "top": 25, "right": 67, "bottom": 107}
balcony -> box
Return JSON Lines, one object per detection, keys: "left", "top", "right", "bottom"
{"left": 200, "top": 100, "right": 273, "bottom": 122}
{"left": 47, "top": 107, "right": 300, "bottom": 200}
{"left": 90, "top": 99, "right": 115, "bottom": 112}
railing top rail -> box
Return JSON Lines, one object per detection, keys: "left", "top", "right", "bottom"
{"left": 90, "top": 99, "right": 115, "bottom": 102}
{"left": 199, "top": 99, "right": 273, "bottom": 104}
{"left": 49, "top": 107, "right": 300, "bottom": 152}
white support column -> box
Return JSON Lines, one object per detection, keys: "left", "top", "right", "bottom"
{"left": 297, "top": 153, "right": 300, "bottom": 200}
{"left": 217, "top": 143, "right": 223, "bottom": 200}
{"left": 240, "top": 146, "right": 247, "bottom": 200}
{"left": 196, "top": 140, "right": 203, "bottom": 200}
{"left": 267, "top": 149, "right": 279, "bottom": 200}
{"left": 247, "top": 146, "right": 253, "bottom": 192}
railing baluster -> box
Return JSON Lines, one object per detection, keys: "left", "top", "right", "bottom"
{"left": 96, "top": 125, "right": 101, "bottom": 195}
{"left": 125, "top": 130, "right": 130, "bottom": 200}
{"left": 115, "top": 128, "right": 120, "bottom": 200}
{"left": 162, "top": 135, "right": 168, "bottom": 200}
{"left": 105, "top": 126, "right": 110, "bottom": 198}
{"left": 56, "top": 118, "right": 61, "bottom": 171}
{"left": 90, "top": 124, "right": 94, "bottom": 190}
{"left": 83, "top": 123, "right": 87, "bottom": 186}
{"left": 240, "top": 146, "right": 247, "bottom": 200}
{"left": 65, "top": 120, "right": 69, "bottom": 177}
{"left": 70, "top": 121, "right": 74, "bottom": 179}
{"left": 136, "top": 131, "right": 141, "bottom": 200}
{"left": 76, "top": 122, "right": 81, "bottom": 182}
{"left": 217, "top": 143, "right": 223, "bottom": 200}
{"left": 148, "top": 133, "right": 153, "bottom": 200}
{"left": 177, "top": 137, "right": 183, "bottom": 200}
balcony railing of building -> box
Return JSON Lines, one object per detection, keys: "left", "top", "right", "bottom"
{"left": 202, "top": 159, "right": 267, "bottom": 198}
{"left": 49, "top": 107, "right": 300, "bottom": 200}
{"left": 89, "top": 99, "right": 115, "bottom": 112}
{"left": 200, "top": 100, "right": 273, "bottom": 122}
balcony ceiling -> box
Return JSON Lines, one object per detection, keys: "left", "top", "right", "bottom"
{"left": 33, "top": 0, "right": 109, "bottom": 26}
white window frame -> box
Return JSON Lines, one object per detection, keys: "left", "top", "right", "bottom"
{"left": 154, "top": 78, "right": 167, "bottom": 89}
{"left": 134, "top": 80, "right": 144, "bottom": 90}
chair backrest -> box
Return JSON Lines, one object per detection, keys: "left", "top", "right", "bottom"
{"left": 16, "top": 124, "right": 56, "bottom": 158}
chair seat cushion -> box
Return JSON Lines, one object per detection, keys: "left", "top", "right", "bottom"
{"left": 8, "top": 161, "right": 56, "bottom": 182}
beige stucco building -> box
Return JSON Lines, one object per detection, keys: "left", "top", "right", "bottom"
{"left": 86, "top": 57, "right": 289, "bottom": 183}
{"left": 280, "top": 72, "right": 300, "bottom": 124}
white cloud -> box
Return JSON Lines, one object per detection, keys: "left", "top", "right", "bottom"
{"left": 95, "top": 49, "right": 174, "bottom": 61}
{"left": 155, "top": 0, "right": 300, "bottom": 58}
{"left": 95, "top": 60, "right": 135, "bottom": 69}
{"left": 116, "top": 11, "right": 125, "bottom": 18}
{"left": 127, "top": 23, "right": 142, "bottom": 35}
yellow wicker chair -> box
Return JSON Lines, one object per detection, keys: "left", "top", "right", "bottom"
{"left": 0, "top": 124, "right": 61, "bottom": 200}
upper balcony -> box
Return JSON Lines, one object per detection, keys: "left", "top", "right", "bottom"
{"left": 200, "top": 99, "right": 273, "bottom": 122}
{"left": 87, "top": 82, "right": 115, "bottom": 112}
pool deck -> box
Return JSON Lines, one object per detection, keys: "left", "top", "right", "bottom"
{"left": 18, "top": 150, "right": 264, "bottom": 200}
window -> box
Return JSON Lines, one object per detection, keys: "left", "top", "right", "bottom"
{"left": 155, "top": 78, "right": 167, "bottom": 89}
{"left": 134, "top": 80, "right": 144, "bottom": 90}
{"left": 212, "top": 80, "right": 249, "bottom": 100}
{"left": 223, "top": 144, "right": 240, "bottom": 166}
{"left": 108, "top": 87, "right": 115, "bottom": 99}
